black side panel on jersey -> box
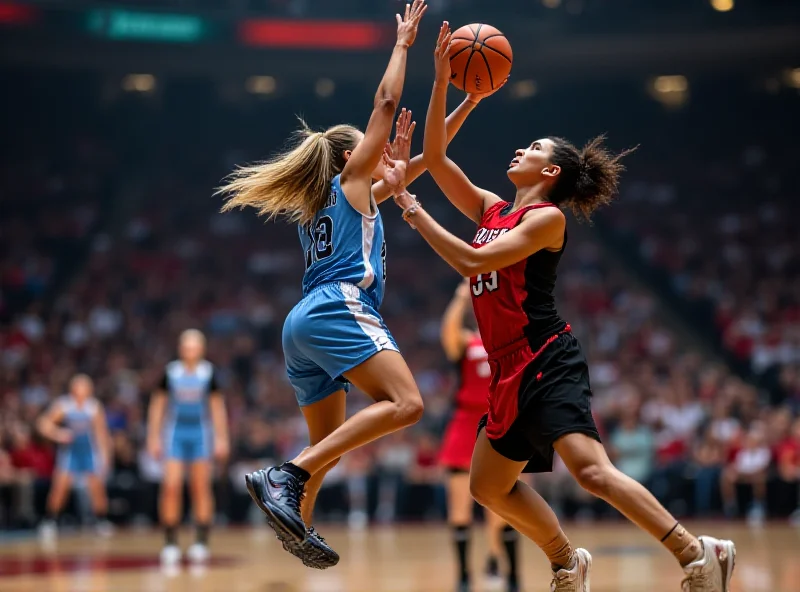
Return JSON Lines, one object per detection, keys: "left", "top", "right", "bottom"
{"left": 521, "top": 229, "right": 568, "bottom": 349}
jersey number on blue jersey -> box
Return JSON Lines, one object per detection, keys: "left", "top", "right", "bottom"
{"left": 305, "top": 216, "right": 335, "bottom": 269}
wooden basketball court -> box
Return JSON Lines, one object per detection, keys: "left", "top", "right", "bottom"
{"left": 0, "top": 522, "right": 797, "bottom": 591}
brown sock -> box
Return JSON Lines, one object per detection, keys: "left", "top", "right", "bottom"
{"left": 541, "top": 531, "right": 575, "bottom": 571}
{"left": 661, "top": 523, "right": 703, "bottom": 566}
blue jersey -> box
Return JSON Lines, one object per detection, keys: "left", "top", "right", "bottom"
{"left": 160, "top": 360, "right": 219, "bottom": 429}
{"left": 54, "top": 395, "right": 101, "bottom": 473}
{"left": 300, "top": 175, "right": 386, "bottom": 308}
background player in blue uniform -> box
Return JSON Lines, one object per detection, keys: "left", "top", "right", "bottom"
{"left": 146, "top": 329, "right": 229, "bottom": 566}
{"left": 218, "top": 1, "right": 502, "bottom": 570}
{"left": 37, "top": 374, "right": 112, "bottom": 539}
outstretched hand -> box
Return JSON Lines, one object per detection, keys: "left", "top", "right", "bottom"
{"left": 390, "top": 108, "right": 417, "bottom": 165}
{"left": 381, "top": 150, "right": 408, "bottom": 193}
{"left": 382, "top": 108, "right": 417, "bottom": 193}
{"left": 467, "top": 76, "right": 509, "bottom": 104}
{"left": 433, "top": 21, "right": 453, "bottom": 85}
{"left": 396, "top": 0, "right": 427, "bottom": 48}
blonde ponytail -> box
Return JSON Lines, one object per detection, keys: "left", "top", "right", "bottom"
{"left": 217, "top": 120, "right": 361, "bottom": 226}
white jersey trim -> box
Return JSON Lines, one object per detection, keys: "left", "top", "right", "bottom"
{"left": 357, "top": 215, "right": 376, "bottom": 289}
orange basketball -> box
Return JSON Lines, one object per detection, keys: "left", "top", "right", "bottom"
{"left": 448, "top": 24, "right": 513, "bottom": 94}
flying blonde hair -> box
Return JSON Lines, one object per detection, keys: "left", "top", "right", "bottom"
{"left": 217, "top": 120, "right": 361, "bottom": 226}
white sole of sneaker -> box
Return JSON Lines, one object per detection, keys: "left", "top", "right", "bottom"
{"left": 721, "top": 540, "right": 736, "bottom": 592}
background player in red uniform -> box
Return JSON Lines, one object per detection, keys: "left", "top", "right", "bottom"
{"left": 440, "top": 280, "right": 519, "bottom": 592}
{"left": 383, "top": 22, "right": 738, "bottom": 592}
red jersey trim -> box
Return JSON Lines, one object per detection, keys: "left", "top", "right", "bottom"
{"left": 487, "top": 324, "right": 571, "bottom": 361}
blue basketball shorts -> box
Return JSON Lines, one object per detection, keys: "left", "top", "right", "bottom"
{"left": 57, "top": 443, "right": 99, "bottom": 475}
{"left": 283, "top": 282, "right": 399, "bottom": 407}
{"left": 165, "top": 422, "right": 211, "bottom": 463}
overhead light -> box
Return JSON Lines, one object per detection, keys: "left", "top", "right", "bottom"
{"left": 510, "top": 80, "right": 537, "bottom": 99}
{"left": 246, "top": 75, "right": 276, "bottom": 95}
{"left": 121, "top": 74, "right": 156, "bottom": 93}
{"left": 653, "top": 75, "right": 688, "bottom": 93}
{"left": 315, "top": 78, "right": 335, "bottom": 98}
{"left": 784, "top": 68, "right": 800, "bottom": 89}
{"left": 710, "top": 0, "right": 734, "bottom": 12}
{"left": 650, "top": 76, "right": 689, "bottom": 108}
{"left": 541, "top": 0, "right": 561, "bottom": 8}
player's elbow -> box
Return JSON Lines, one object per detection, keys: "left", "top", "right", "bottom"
{"left": 35, "top": 418, "right": 47, "bottom": 437}
{"left": 456, "top": 257, "right": 482, "bottom": 278}
{"left": 374, "top": 95, "right": 398, "bottom": 115}
{"left": 422, "top": 152, "right": 447, "bottom": 171}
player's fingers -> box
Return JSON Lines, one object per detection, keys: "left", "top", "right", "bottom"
{"left": 442, "top": 32, "right": 452, "bottom": 51}
{"left": 405, "top": 3, "right": 411, "bottom": 21}
{"left": 407, "top": 121, "right": 417, "bottom": 140}
{"left": 396, "top": 13, "right": 402, "bottom": 27}
{"left": 416, "top": 4, "right": 428, "bottom": 22}
{"left": 437, "top": 21, "right": 448, "bottom": 45}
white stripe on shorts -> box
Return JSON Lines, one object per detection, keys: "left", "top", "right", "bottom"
{"left": 340, "top": 282, "right": 397, "bottom": 353}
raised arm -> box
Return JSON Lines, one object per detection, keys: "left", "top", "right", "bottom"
{"left": 423, "top": 23, "right": 502, "bottom": 223}
{"left": 373, "top": 96, "right": 482, "bottom": 204}
{"left": 441, "top": 280, "right": 473, "bottom": 362}
{"left": 340, "top": 0, "right": 426, "bottom": 212}
{"left": 394, "top": 190, "right": 565, "bottom": 277}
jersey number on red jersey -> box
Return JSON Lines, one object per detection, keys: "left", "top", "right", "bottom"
{"left": 472, "top": 271, "right": 499, "bottom": 297}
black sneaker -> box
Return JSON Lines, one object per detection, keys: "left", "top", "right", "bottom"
{"left": 245, "top": 465, "right": 306, "bottom": 542}
{"left": 263, "top": 517, "right": 339, "bottom": 570}
{"left": 300, "top": 527, "right": 340, "bottom": 569}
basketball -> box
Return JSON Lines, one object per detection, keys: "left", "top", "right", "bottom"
{"left": 448, "top": 24, "right": 513, "bottom": 94}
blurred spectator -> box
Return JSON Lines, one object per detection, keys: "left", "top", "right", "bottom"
{"left": 776, "top": 417, "right": 800, "bottom": 524}
{"left": 609, "top": 392, "right": 655, "bottom": 485}
{"left": 721, "top": 422, "right": 772, "bottom": 524}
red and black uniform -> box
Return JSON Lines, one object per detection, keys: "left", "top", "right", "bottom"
{"left": 471, "top": 201, "right": 600, "bottom": 472}
{"left": 439, "top": 334, "right": 491, "bottom": 471}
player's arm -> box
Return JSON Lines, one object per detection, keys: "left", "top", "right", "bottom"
{"left": 146, "top": 374, "right": 169, "bottom": 460}
{"left": 93, "top": 403, "right": 112, "bottom": 471}
{"left": 36, "top": 402, "right": 70, "bottom": 445}
{"left": 340, "top": 0, "right": 427, "bottom": 212}
{"left": 423, "top": 23, "right": 502, "bottom": 224}
{"left": 373, "top": 98, "right": 480, "bottom": 204}
{"left": 208, "top": 371, "right": 230, "bottom": 462}
{"left": 441, "top": 280, "right": 473, "bottom": 362}
{"left": 395, "top": 190, "right": 565, "bottom": 277}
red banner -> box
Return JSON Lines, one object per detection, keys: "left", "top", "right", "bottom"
{"left": 239, "top": 19, "right": 392, "bottom": 50}
{"left": 0, "top": 2, "right": 37, "bottom": 24}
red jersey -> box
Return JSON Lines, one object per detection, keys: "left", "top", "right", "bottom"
{"left": 454, "top": 334, "right": 491, "bottom": 414}
{"left": 470, "top": 201, "right": 566, "bottom": 356}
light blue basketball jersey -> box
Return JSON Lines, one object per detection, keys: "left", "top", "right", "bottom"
{"left": 162, "top": 360, "right": 218, "bottom": 427}
{"left": 300, "top": 175, "right": 386, "bottom": 307}
{"left": 55, "top": 395, "right": 100, "bottom": 473}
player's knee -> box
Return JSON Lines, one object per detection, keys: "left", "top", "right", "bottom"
{"left": 162, "top": 480, "right": 182, "bottom": 499}
{"left": 395, "top": 395, "right": 424, "bottom": 427}
{"left": 574, "top": 462, "right": 614, "bottom": 498}
{"left": 469, "top": 476, "right": 507, "bottom": 508}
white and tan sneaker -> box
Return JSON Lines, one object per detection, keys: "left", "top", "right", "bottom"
{"left": 681, "top": 536, "right": 736, "bottom": 592}
{"left": 186, "top": 543, "right": 210, "bottom": 564}
{"left": 160, "top": 544, "right": 182, "bottom": 566}
{"left": 550, "top": 548, "right": 592, "bottom": 592}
